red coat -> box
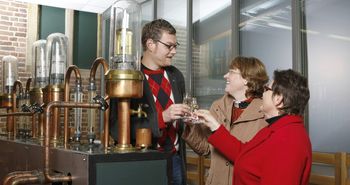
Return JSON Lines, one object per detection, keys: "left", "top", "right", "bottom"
{"left": 208, "top": 115, "right": 311, "bottom": 185}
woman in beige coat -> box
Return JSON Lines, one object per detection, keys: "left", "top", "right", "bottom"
{"left": 182, "top": 56, "right": 269, "bottom": 185}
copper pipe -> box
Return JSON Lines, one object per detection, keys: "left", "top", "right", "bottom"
{"left": 6, "top": 108, "right": 14, "bottom": 138}
{"left": 89, "top": 58, "right": 109, "bottom": 148}
{"left": 31, "top": 114, "right": 36, "bottom": 138}
{"left": 42, "top": 85, "right": 64, "bottom": 145}
{"left": 103, "top": 96, "right": 110, "bottom": 149}
{"left": 24, "top": 78, "right": 33, "bottom": 139}
{"left": 25, "top": 78, "right": 32, "bottom": 94}
{"left": 2, "top": 171, "right": 33, "bottom": 185}
{"left": 117, "top": 98, "right": 131, "bottom": 148}
{"left": 63, "top": 65, "right": 82, "bottom": 146}
{"left": 12, "top": 80, "right": 23, "bottom": 95}
{"left": 38, "top": 113, "right": 44, "bottom": 140}
{"left": 0, "top": 112, "right": 33, "bottom": 117}
{"left": 29, "top": 87, "right": 44, "bottom": 140}
{"left": 9, "top": 175, "right": 40, "bottom": 185}
{"left": 3, "top": 171, "right": 44, "bottom": 185}
{"left": 6, "top": 80, "right": 23, "bottom": 138}
{"left": 89, "top": 57, "right": 108, "bottom": 84}
{"left": 44, "top": 101, "right": 104, "bottom": 183}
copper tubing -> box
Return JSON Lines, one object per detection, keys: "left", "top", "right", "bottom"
{"left": 89, "top": 58, "right": 109, "bottom": 148}
{"left": 12, "top": 81, "right": 23, "bottom": 95}
{"left": 9, "top": 175, "right": 40, "bottom": 185}
{"left": 2, "top": 171, "right": 33, "bottom": 185}
{"left": 6, "top": 108, "right": 14, "bottom": 138}
{"left": 31, "top": 115, "right": 36, "bottom": 138}
{"left": 4, "top": 170, "right": 43, "bottom": 185}
{"left": 0, "top": 112, "right": 33, "bottom": 117}
{"left": 63, "top": 65, "right": 82, "bottom": 146}
{"left": 6, "top": 80, "right": 22, "bottom": 138}
{"left": 89, "top": 57, "right": 108, "bottom": 84}
{"left": 0, "top": 112, "right": 33, "bottom": 139}
{"left": 44, "top": 101, "right": 105, "bottom": 183}
{"left": 103, "top": 97, "right": 110, "bottom": 149}
{"left": 25, "top": 78, "right": 32, "bottom": 94}
{"left": 38, "top": 113, "right": 44, "bottom": 140}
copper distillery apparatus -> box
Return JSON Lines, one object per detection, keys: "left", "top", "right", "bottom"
{"left": 106, "top": 0, "right": 143, "bottom": 152}
{"left": 42, "top": 33, "right": 68, "bottom": 146}
{"left": 29, "top": 39, "right": 48, "bottom": 140}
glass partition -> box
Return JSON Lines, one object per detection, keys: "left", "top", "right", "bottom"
{"left": 192, "top": 0, "right": 231, "bottom": 109}
{"left": 240, "top": 0, "right": 292, "bottom": 76}
{"left": 306, "top": 0, "right": 350, "bottom": 152}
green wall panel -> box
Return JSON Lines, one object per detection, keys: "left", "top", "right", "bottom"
{"left": 73, "top": 11, "right": 98, "bottom": 69}
{"left": 96, "top": 160, "right": 168, "bottom": 185}
{"left": 39, "top": 6, "right": 65, "bottom": 39}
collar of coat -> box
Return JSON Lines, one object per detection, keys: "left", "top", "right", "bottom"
{"left": 239, "top": 114, "right": 304, "bottom": 155}
{"left": 216, "top": 93, "right": 265, "bottom": 125}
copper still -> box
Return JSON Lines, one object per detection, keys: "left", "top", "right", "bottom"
{"left": 106, "top": 0, "right": 144, "bottom": 152}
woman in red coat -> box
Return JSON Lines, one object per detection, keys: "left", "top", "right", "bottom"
{"left": 196, "top": 69, "right": 311, "bottom": 185}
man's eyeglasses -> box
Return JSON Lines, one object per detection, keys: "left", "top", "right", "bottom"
{"left": 157, "top": 40, "right": 180, "bottom": 50}
{"left": 263, "top": 85, "right": 272, "bottom": 92}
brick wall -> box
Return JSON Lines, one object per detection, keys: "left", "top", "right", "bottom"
{"left": 0, "top": 0, "right": 30, "bottom": 133}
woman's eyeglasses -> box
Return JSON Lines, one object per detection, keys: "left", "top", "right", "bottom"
{"left": 263, "top": 85, "right": 272, "bottom": 92}
{"left": 157, "top": 40, "right": 180, "bottom": 50}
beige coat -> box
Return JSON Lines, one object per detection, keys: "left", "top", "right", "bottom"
{"left": 182, "top": 94, "right": 268, "bottom": 185}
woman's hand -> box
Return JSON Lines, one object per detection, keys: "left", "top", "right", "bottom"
{"left": 194, "top": 109, "right": 220, "bottom": 132}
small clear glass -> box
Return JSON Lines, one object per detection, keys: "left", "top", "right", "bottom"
{"left": 182, "top": 94, "right": 202, "bottom": 124}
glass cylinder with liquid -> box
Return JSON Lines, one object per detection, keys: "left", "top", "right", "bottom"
{"left": 32, "top": 40, "right": 49, "bottom": 88}
{"left": 109, "top": 0, "right": 141, "bottom": 70}
{"left": 46, "top": 33, "right": 68, "bottom": 85}
{"left": 2, "top": 55, "right": 18, "bottom": 94}
{"left": 87, "top": 83, "right": 97, "bottom": 143}
{"left": 73, "top": 85, "right": 83, "bottom": 142}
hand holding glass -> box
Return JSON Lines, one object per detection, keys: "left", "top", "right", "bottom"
{"left": 182, "top": 94, "right": 202, "bottom": 124}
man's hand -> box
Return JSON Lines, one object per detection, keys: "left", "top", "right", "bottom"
{"left": 162, "top": 104, "right": 190, "bottom": 123}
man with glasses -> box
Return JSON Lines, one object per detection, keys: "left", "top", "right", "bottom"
{"left": 109, "top": 19, "right": 189, "bottom": 185}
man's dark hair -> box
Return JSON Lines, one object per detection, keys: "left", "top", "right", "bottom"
{"left": 272, "top": 69, "right": 310, "bottom": 115}
{"left": 141, "top": 19, "right": 176, "bottom": 51}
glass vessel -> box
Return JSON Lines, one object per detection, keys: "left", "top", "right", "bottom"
{"left": 109, "top": 0, "right": 142, "bottom": 70}
{"left": 2, "top": 55, "right": 18, "bottom": 94}
{"left": 32, "top": 40, "right": 49, "bottom": 88}
{"left": 46, "top": 33, "right": 68, "bottom": 85}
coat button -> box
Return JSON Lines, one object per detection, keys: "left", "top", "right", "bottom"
{"left": 226, "top": 161, "right": 230, "bottom": 166}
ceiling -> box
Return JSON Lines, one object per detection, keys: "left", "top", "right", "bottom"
{"left": 16, "top": 0, "right": 147, "bottom": 14}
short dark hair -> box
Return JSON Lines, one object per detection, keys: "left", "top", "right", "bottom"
{"left": 141, "top": 19, "right": 176, "bottom": 51}
{"left": 272, "top": 69, "right": 310, "bottom": 115}
{"left": 230, "top": 56, "right": 269, "bottom": 98}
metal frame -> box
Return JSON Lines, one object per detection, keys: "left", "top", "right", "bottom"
{"left": 292, "top": 0, "right": 309, "bottom": 130}
{"left": 186, "top": 0, "right": 193, "bottom": 95}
